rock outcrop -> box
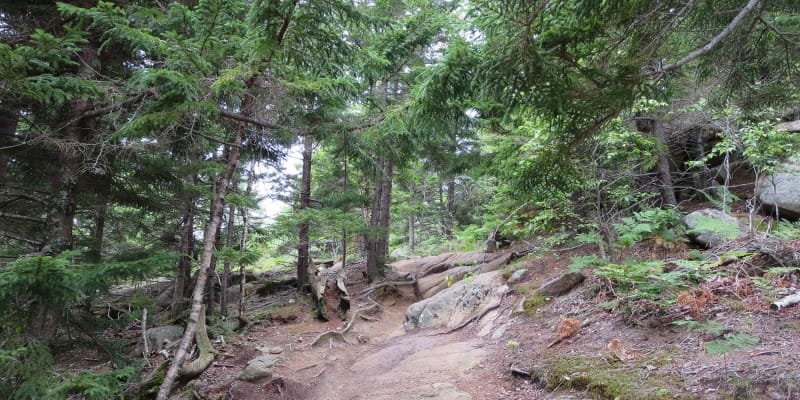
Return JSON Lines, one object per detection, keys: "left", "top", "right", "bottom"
{"left": 404, "top": 270, "right": 509, "bottom": 330}
{"left": 682, "top": 208, "right": 742, "bottom": 248}
{"left": 757, "top": 162, "right": 800, "bottom": 220}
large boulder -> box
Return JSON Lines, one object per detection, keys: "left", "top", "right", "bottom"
{"left": 143, "top": 325, "right": 184, "bottom": 351}
{"left": 404, "top": 270, "right": 509, "bottom": 330}
{"left": 682, "top": 208, "right": 742, "bottom": 248}
{"left": 757, "top": 162, "right": 800, "bottom": 220}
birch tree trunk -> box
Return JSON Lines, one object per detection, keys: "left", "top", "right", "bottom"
{"left": 156, "top": 76, "right": 260, "bottom": 399}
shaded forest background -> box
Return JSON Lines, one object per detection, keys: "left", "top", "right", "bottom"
{"left": 2, "top": 0, "right": 800, "bottom": 398}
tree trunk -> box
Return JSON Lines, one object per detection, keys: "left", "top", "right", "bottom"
{"left": 297, "top": 133, "right": 313, "bottom": 291}
{"left": 238, "top": 167, "right": 255, "bottom": 320}
{"left": 366, "top": 156, "right": 392, "bottom": 279}
{"left": 156, "top": 76, "right": 258, "bottom": 400}
{"left": 443, "top": 178, "right": 455, "bottom": 239}
{"left": 173, "top": 194, "right": 196, "bottom": 315}
{"left": 379, "top": 158, "right": 392, "bottom": 257}
{"left": 220, "top": 204, "right": 235, "bottom": 316}
{"left": 408, "top": 214, "right": 415, "bottom": 251}
{"left": 340, "top": 158, "right": 348, "bottom": 269}
{"left": 88, "top": 201, "right": 107, "bottom": 261}
{"left": 206, "top": 224, "right": 222, "bottom": 315}
{"left": 653, "top": 119, "right": 677, "bottom": 206}
{"left": 46, "top": 45, "right": 98, "bottom": 253}
{"left": 637, "top": 115, "right": 676, "bottom": 206}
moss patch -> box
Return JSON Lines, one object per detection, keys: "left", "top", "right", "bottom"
{"left": 522, "top": 292, "right": 547, "bottom": 316}
{"left": 529, "top": 351, "right": 680, "bottom": 399}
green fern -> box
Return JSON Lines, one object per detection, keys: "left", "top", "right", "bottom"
{"left": 704, "top": 334, "right": 760, "bottom": 355}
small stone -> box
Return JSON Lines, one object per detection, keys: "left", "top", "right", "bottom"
{"left": 507, "top": 268, "right": 528, "bottom": 284}
{"left": 269, "top": 346, "right": 283, "bottom": 354}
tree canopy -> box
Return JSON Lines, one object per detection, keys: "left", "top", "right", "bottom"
{"left": 2, "top": 0, "right": 800, "bottom": 397}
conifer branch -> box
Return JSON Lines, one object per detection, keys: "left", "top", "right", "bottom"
{"left": 659, "top": 0, "right": 761, "bottom": 75}
{"left": 218, "top": 110, "right": 288, "bottom": 131}
{"left": 0, "top": 212, "right": 46, "bottom": 224}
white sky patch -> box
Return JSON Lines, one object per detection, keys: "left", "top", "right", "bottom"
{"left": 254, "top": 143, "right": 302, "bottom": 222}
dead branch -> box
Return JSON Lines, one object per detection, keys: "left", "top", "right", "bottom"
{"left": 142, "top": 308, "right": 150, "bottom": 366}
{"left": 659, "top": 0, "right": 761, "bottom": 75}
{"left": 771, "top": 292, "right": 800, "bottom": 311}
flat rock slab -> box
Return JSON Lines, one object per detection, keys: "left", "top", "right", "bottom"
{"left": 539, "top": 272, "right": 585, "bottom": 297}
{"left": 330, "top": 334, "right": 484, "bottom": 400}
{"left": 410, "top": 383, "right": 472, "bottom": 400}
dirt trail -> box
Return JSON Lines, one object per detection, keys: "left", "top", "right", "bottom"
{"left": 269, "top": 297, "right": 504, "bottom": 400}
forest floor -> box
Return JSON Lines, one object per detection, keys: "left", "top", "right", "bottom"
{"left": 60, "top": 221, "right": 800, "bottom": 399}
{"left": 115, "top": 233, "right": 800, "bottom": 400}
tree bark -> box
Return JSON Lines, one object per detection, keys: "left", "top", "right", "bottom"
{"left": 156, "top": 76, "right": 258, "bottom": 400}
{"left": 89, "top": 201, "right": 107, "bottom": 260}
{"left": 297, "top": 133, "right": 313, "bottom": 291}
{"left": 206, "top": 223, "right": 222, "bottom": 315}
{"left": 366, "top": 156, "right": 392, "bottom": 279}
{"left": 408, "top": 214, "right": 415, "bottom": 251}
{"left": 653, "top": 119, "right": 677, "bottom": 206}
{"left": 238, "top": 167, "right": 255, "bottom": 320}
{"left": 173, "top": 193, "right": 196, "bottom": 315}
{"left": 341, "top": 158, "right": 348, "bottom": 269}
{"left": 637, "top": 116, "right": 676, "bottom": 206}
{"left": 444, "top": 178, "right": 455, "bottom": 239}
{"left": 220, "top": 204, "right": 235, "bottom": 316}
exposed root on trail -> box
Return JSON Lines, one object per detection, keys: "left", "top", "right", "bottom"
{"left": 358, "top": 274, "right": 417, "bottom": 298}
{"left": 311, "top": 298, "right": 383, "bottom": 347}
{"left": 179, "top": 306, "right": 215, "bottom": 379}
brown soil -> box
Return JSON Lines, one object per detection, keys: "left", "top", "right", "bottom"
{"left": 172, "top": 242, "right": 800, "bottom": 400}
{"left": 58, "top": 237, "right": 800, "bottom": 400}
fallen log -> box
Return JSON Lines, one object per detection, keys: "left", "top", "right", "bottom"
{"left": 771, "top": 292, "right": 800, "bottom": 311}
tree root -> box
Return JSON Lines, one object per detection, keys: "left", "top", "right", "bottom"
{"left": 311, "top": 298, "right": 382, "bottom": 346}
{"left": 358, "top": 274, "right": 416, "bottom": 298}
{"left": 178, "top": 307, "right": 214, "bottom": 380}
